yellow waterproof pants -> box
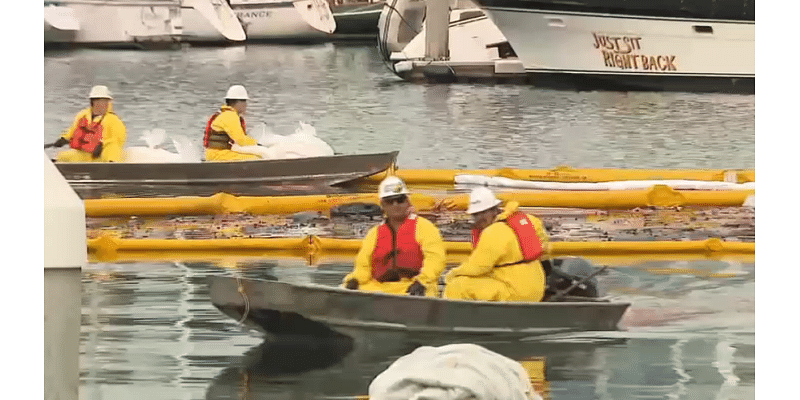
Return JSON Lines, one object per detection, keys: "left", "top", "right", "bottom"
{"left": 443, "top": 276, "right": 514, "bottom": 301}
{"left": 205, "top": 148, "right": 261, "bottom": 162}
{"left": 444, "top": 276, "right": 545, "bottom": 302}
{"left": 342, "top": 278, "right": 440, "bottom": 298}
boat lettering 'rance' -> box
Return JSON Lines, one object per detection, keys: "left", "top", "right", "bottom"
{"left": 235, "top": 11, "right": 271, "bottom": 19}
{"left": 593, "top": 33, "right": 677, "bottom": 72}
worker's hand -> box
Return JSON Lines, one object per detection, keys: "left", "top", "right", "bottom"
{"left": 49, "top": 137, "right": 69, "bottom": 148}
{"left": 406, "top": 281, "right": 426, "bottom": 296}
{"left": 92, "top": 143, "right": 103, "bottom": 158}
{"left": 344, "top": 278, "right": 359, "bottom": 290}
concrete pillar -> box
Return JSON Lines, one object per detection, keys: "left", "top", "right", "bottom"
{"left": 425, "top": 0, "right": 450, "bottom": 60}
{"left": 44, "top": 153, "right": 86, "bottom": 400}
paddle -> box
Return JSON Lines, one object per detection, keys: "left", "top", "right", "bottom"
{"left": 547, "top": 265, "right": 609, "bottom": 302}
{"left": 44, "top": 142, "right": 56, "bottom": 149}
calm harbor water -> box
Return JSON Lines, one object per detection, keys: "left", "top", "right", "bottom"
{"left": 82, "top": 259, "right": 755, "bottom": 400}
{"left": 45, "top": 43, "right": 755, "bottom": 399}
{"left": 44, "top": 44, "right": 755, "bottom": 170}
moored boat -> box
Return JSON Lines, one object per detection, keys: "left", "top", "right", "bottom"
{"left": 225, "top": 0, "right": 336, "bottom": 42}
{"left": 55, "top": 0, "right": 184, "bottom": 49}
{"left": 469, "top": 0, "right": 755, "bottom": 92}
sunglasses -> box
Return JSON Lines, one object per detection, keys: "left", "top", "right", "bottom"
{"left": 382, "top": 195, "right": 408, "bottom": 205}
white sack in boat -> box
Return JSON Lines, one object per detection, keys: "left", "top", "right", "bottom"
{"left": 368, "top": 343, "right": 542, "bottom": 400}
{"left": 121, "top": 129, "right": 181, "bottom": 163}
{"left": 122, "top": 147, "right": 184, "bottom": 163}
{"left": 455, "top": 175, "right": 756, "bottom": 191}
{"left": 142, "top": 128, "right": 167, "bottom": 149}
{"left": 237, "top": 121, "right": 335, "bottom": 160}
{"left": 171, "top": 134, "right": 202, "bottom": 163}
{"left": 112, "top": 122, "right": 336, "bottom": 163}
{"left": 121, "top": 130, "right": 202, "bottom": 163}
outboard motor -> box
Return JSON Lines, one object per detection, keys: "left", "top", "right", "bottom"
{"left": 545, "top": 257, "right": 604, "bottom": 299}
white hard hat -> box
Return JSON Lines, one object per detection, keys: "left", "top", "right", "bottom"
{"left": 225, "top": 85, "right": 249, "bottom": 100}
{"left": 467, "top": 187, "right": 502, "bottom": 214}
{"left": 89, "top": 85, "right": 113, "bottom": 99}
{"left": 378, "top": 176, "right": 410, "bottom": 199}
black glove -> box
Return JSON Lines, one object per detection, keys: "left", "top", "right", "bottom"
{"left": 344, "top": 278, "right": 359, "bottom": 290}
{"left": 540, "top": 259, "right": 553, "bottom": 276}
{"left": 407, "top": 281, "right": 426, "bottom": 296}
{"left": 50, "top": 137, "right": 69, "bottom": 148}
{"left": 92, "top": 143, "right": 103, "bottom": 158}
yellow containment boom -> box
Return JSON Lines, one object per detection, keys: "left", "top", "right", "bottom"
{"left": 84, "top": 185, "right": 754, "bottom": 217}
{"left": 88, "top": 235, "right": 754, "bottom": 263}
{"left": 362, "top": 166, "right": 755, "bottom": 185}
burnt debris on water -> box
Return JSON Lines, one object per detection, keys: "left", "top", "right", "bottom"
{"left": 87, "top": 205, "right": 755, "bottom": 243}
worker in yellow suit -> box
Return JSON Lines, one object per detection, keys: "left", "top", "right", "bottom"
{"left": 48, "top": 85, "right": 127, "bottom": 163}
{"left": 203, "top": 85, "right": 261, "bottom": 162}
{"left": 342, "top": 176, "right": 446, "bottom": 297}
{"left": 444, "top": 187, "right": 550, "bottom": 302}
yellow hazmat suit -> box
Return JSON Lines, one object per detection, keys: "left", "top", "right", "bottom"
{"left": 444, "top": 201, "right": 549, "bottom": 302}
{"left": 342, "top": 216, "right": 446, "bottom": 297}
{"left": 56, "top": 105, "right": 126, "bottom": 163}
{"left": 204, "top": 106, "right": 260, "bottom": 162}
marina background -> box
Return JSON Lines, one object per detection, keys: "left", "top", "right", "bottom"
{"left": 44, "top": 46, "right": 754, "bottom": 170}
{"left": 28, "top": 1, "right": 783, "bottom": 398}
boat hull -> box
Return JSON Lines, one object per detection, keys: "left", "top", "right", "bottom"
{"left": 332, "top": 1, "right": 383, "bottom": 36}
{"left": 467, "top": 4, "right": 754, "bottom": 92}
{"left": 65, "top": 3, "right": 183, "bottom": 47}
{"left": 54, "top": 151, "right": 398, "bottom": 198}
{"left": 44, "top": 5, "right": 80, "bottom": 44}
{"left": 44, "top": 24, "right": 78, "bottom": 45}
{"left": 179, "top": 0, "right": 246, "bottom": 43}
{"left": 226, "top": 0, "right": 335, "bottom": 41}
{"left": 472, "top": 0, "right": 754, "bottom": 22}
{"left": 209, "top": 277, "right": 631, "bottom": 340}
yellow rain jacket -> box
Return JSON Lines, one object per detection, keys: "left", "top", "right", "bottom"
{"left": 204, "top": 106, "right": 260, "bottom": 162}
{"left": 343, "top": 216, "right": 446, "bottom": 297}
{"left": 444, "top": 201, "right": 549, "bottom": 302}
{"left": 56, "top": 104, "right": 126, "bottom": 163}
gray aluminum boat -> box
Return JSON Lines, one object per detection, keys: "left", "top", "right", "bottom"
{"left": 54, "top": 151, "right": 398, "bottom": 198}
{"left": 209, "top": 276, "right": 631, "bottom": 339}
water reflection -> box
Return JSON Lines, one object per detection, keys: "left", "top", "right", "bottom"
{"left": 80, "top": 258, "right": 754, "bottom": 399}
{"left": 206, "top": 335, "right": 359, "bottom": 399}
{"left": 204, "top": 327, "right": 662, "bottom": 400}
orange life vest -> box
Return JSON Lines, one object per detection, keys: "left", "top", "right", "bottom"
{"left": 203, "top": 111, "right": 246, "bottom": 149}
{"left": 471, "top": 211, "right": 543, "bottom": 266}
{"left": 69, "top": 115, "right": 104, "bottom": 154}
{"left": 371, "top": 216, "right": 424, "bottom": 282}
